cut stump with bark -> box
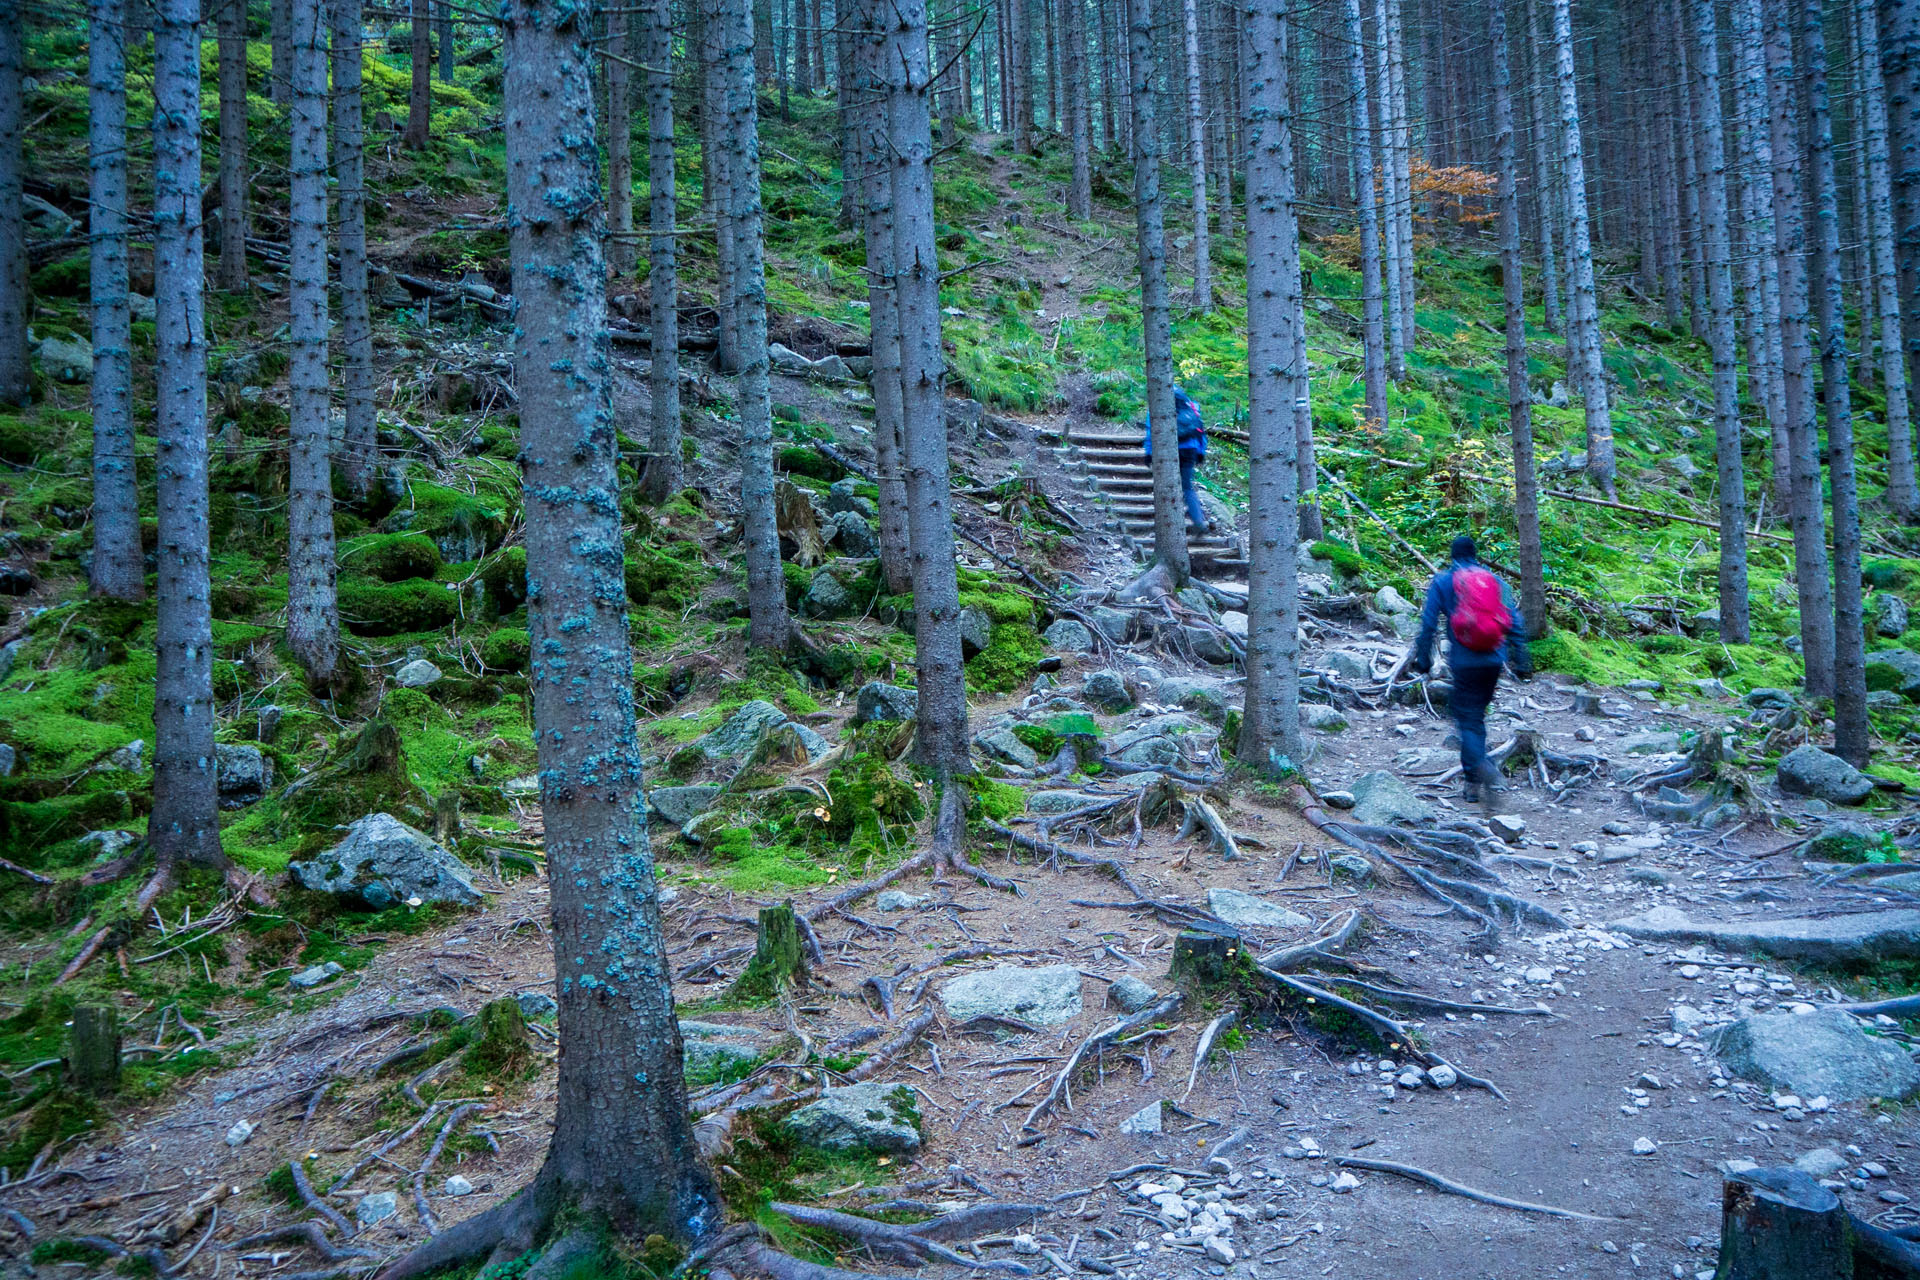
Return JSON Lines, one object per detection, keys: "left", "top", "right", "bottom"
{"left": 68, "top": 1004, "right": 121, "bottom": 1093}
{"left": 1716, "top": 1168, "right": 1852, "bottom": 1279}
{"left": 730, "top": 901, "right": 810, "bottom": 1000}
{"left": 1169, "top": 928, "right": 1242, "bottom": 988}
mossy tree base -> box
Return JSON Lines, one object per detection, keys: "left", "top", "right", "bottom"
{"left": 1169, "top": 929, "right": 1248, "bottom": 989}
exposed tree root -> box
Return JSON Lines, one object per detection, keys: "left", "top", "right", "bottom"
{"left": 1252, "top": 964, "right": 1506, "bottom": 1101}
{"left": 807, "top": 787, "right": 1019, "bottom": 920}
{"left": 1260, "top": 909, "right": 1363, "bottom": 970}
{"left": 228, "top": 1222, "right": 379, "bottom": 1262}
{"left": 864, "top": 950, "right": 1031, "bottom": 1019}
{"left": 1331, "top": 822, "right": 1503, "bottom": 884}
{"left": 372, "top": 1180, "right": 546, "bottom": 1280}
{"left": 1183, "top": 1012, "right": 1235, "bottom": 1102}
{"left": 1832, "top": 994, "right": 1920, "bottom": 1018}
{"left": 522, "top": 1228, "right": 598, "bottom": 1280}
{"left": 983, "top": 822, "right": 1146, "bottom": 897}
{"left": 411, "top": 1103, "right": 485, "bottom": 1234}
{"left": 722, "top": 1238, "right": 920, "bottom": 1280}
{"left": 1322, "top": 976, "right": 1552, "bottom": 1018}
{"left": 1023, "top": 992, "right": 1184, "bottom": 1130}
{"left": 765, "top": 1201, "right": 1046, "bottom": 1269}
{"left": 1333, "top": 1156, "right": 1618, "bottom": 1221}
{"left": 1068, "top": 897, "right": 1228, "bottom": 931}
{"left": 1176, "top": 795, "right": 1246, "bottom": 861}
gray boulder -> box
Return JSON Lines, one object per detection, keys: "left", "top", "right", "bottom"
{"left": 826, "top": 510, "right": 877, "bottom": 556}
{"left": 825, "top": 477, "right": 878, "bottom": 519}
{"left": 1044, "top": 619, "right": 1094, "bottom": 653}
{"left": 1746, "top": 688, "right": 1799, "bottom": 711}
{"left": 1805, "top": 822, "right": 1878, "bottom": 863}
{"left": 852, "top": 682, "right": 918, "bottom": 725}
{"left": 1875, "top": 594, "right": 1911, "bottom": 639}
{"left": 1185, "top": 626, "right": 1236, "bottom": 665}
{"left": 1119, "top": 1101, "right": 1162, "bottom": 1135}
{"left": 1206, "top": 888, "right": 1309, "bottom": 930}
{"left": 800, "top": 570, "right": 856, "bottom": 619}
{"left": 692, "top": 701, "right": 830, "bottom": 762}
{"left": 786, "top": 1081, "right": 922, "bottom": 1154}
{"left": 1609, "top": 905, "right": 1920, "bottom": 965}
{"left": 649, "top": 785, "right": 723, "bottom": 826}
{"left": 1156, "top": 676, "right": 1228, "bottom": 725}
{"left": 1083, "top": 671, "right": 1133, "bottom": 713}
{"left": 1085, "top": 606, "right": 1132, "bottom": 643}
{"left": 974, "top": 727, "right": 1039, "bottom": 769}
{"left": 1108, "top": 976, "right": 1162, "bottom": 1013}
{"left": 289, "top": 813, "right": 482, "bottom": 909}
{"left": 1709, "top": 1010, "right": 1920, "bottom": 1103}
{"left": 680, "top": 1020, "right": 775, "bottom": 1078}
{"left": 768, "top": 342, "right": 814, "bottom": 375}
{"left": 394, "top": 658, "right": 443, "bottom": 688}
{"left": 108, "top": 739, "right": 145, "bottom": 773}
{"left": 1116, "top": 736, "right": 1180, "bottom": 767}
{"left": 875, "top": 890, "right": 927, "bottom": 911}
{"left": 1303, "top": 704, "right": 1348, "bottom": 732}
{"left": 1623, "top": 731, "right": 1683, "bottom": 755}
{"left": 34, "top": 335, "right": 92, "bottom": 384}
{"left": 958, "top": 606, "right": 993, "bottom": 659}
{"left": 356, "top": 1191, "right": 399, "bottom": 1228}
{"left": 214, "top": 744, "right": 272, "bottom": 808}
{"left": 1865, "top": 649, "right": 1920, "bottom": 700}
{"left": 1348, "top": 770, "right": 1436, "bottom": 827}
{"left": 939, "top": 964, "right": 1083, "bottom": 1026}
{"left": 1374, "top": 585, "right": 1413, "bottom": 615}
{"left": 1321, "top": 651, "right": 1372, "bottom": 683}
{"left": 515, "top": 991, "right": 559, "bottom": 1020}
{"left": 290, "top": 961, "right": 344, "bottom": 989}
{"left": 1777, "top": 744, "right": 1875, "bottom": 806}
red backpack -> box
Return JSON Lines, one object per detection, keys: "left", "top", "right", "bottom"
{"left": 1450, "top": 568, "right": 1512, "bottom": 653}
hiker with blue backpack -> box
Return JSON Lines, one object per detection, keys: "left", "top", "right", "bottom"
{"left": 1142, "top": 386, "right": 1211, "bottom": 537}
{"left": 1411, "top": 535, "right": 1533, "bottom": 808}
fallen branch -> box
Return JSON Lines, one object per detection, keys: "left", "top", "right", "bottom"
{"left": 1333, "top": 1156, "right": 1620, "bottom": 1221}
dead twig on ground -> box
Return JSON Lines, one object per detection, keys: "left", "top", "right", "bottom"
{"left": 1332, "top": 1157, "right": 1620, "bottom": 1221}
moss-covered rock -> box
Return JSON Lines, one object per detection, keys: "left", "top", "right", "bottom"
{"left": 337, "top": 578, "right": 460, "bottom": 637}
{"left": 481, "top": 627, "right": 530, "bottom": 672}
{"left": 478, "top": 546, "right": 526, "bottom": 612}
{"left": 966, "top": 621, "right": 1046, "bottom": 694}
{"left": 380, "top": 482, "right": 508, "bottom": 564}
{"left": 626, "top": 540, "right": 706, "bottom": 609}
{"left": 343, "top": 533, "right": 444, "bottom": 583}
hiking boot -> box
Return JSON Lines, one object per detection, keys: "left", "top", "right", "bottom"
{"left": 1461, "top": 781, "right": 1481, "bottom": 805}
{"left": 1474, "top": 764, "right": 1506, "bottom": 814}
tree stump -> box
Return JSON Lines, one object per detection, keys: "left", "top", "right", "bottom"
{"left": 1169, "top": 929, "right": 1242, "bottom": 988}
{"left": 730, "top": 901, "right": 808, "bottom": 999}
{"left": 67, "top": 1004, "right": 121, "bottom": 1094}
{"left": 1716, "top": 1168, "right": 1852, "bottom": 1280}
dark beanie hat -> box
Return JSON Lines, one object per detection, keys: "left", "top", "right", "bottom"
{"left": 1450, "top": 535, "right": 1477, "bottom": 562}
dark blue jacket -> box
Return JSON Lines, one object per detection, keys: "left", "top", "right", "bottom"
{"left": 1414, "top": 559, "right": 1533, "bottom": 674}
{"left": 1143, "top": 388, "right": 1206, "bottom": 460}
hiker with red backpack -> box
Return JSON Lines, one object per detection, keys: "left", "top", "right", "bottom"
{"left": 1411, "top": 535, "right": 1533, "bottom": 807}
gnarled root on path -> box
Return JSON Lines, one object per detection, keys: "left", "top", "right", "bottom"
{"left": 372, "top": 1180, "right": 547, "bottom": 1280}
{"left": 807, "top": 786, "right": 1021, "bottom": 924}
{"left": 763, "top": 1201, "right": 1046, "bottom": 1269}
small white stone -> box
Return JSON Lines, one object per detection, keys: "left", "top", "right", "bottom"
{"left": 1204, "top": 1237, "right": 1236, "bottom": 1264}
{"left": 1331, "top": 1172, "right": 1361, "bottom": 1193}
{"left": 1012, "top": 1234, "right": 1040, "bottom": 1255}
{"left": 444, "top": 1175, "right": 474, "bottom": 1197}
{"left": 224, "top": 1119, "right": 256, "bottom": 1147}
{"left": 1426, "top": 1063, "right": 1459, "bottom": 1089}
{"left": 1632, "top": 1137, "right": 1658, "bottom": 1156}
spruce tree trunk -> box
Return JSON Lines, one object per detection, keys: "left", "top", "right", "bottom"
{"left": 1802, "top": 0, "right": 1868, "bottom": 765}
{"left": 271, "top": 0, "right": 292, "bottom": 106}
{"left": 1294, "top": 282, "right": 1320, "bottom": 542}
{"left": 1181, "top": 0, "right": 1211, "bottom": 309}
{"left": 837, "top": 4, "right": 859, "bottom": 225}
{"left": 1013, "top": 0, "right": 1033, "bottom": 151}
{"left": 607, "top": 4, "right": 634, "bottom": 276}
{"left": 406, "top": 0, "right": 432, "bottom": 147}
{"left": 1690, "top": 0, "right": 1750, "bottom": 645}
{"left": 1731, "top": 0, "right": 1790, "bottom": 506}
{"left": 0, "top": 0, "right": 25, "bottom": 406}
{"left": 887, "top": 0, "right": 970, "bottom": 776}
{"left": 287, "top": 0, "right": 340, "bottom": 685}
{"left": 89, "top": 0, "right": 141, "bottom": 601}
{"left": 1373, "top": 0, "right": 1403, "bottom": 380}
{"left": 1673, "top": 7, "right": 1707, "bottom": 341}
{"left": 1129, "top": 0, "right": 1189, "bottom": 583}
{"left": 1764, "top": 0, "right": 1835, "bottom": 697}
{"left": 1237, "top": 0, "right": 1303, "bottom": 772}
{"left": 1550, "top": 0, "right": 1616, "bottom": 496}
{"left": 437, "top": 0, "right": 454, "bottom": 80}
{"left": 1858, "top": 0, "right": 1917, "bottom": 521}
{"left": 334, "top": 0, "right": 377, "bottom": 504}
{"left": 1494, "top": 0, "right": 1546, "bottom": 641}
{"left": 726, "top": 0, "right": 791, "bottom": 651}
{"left": 702, "top": 0, "right": 740, "bottom": 372}
{"left": 1385, "top": 0, "right": 1412, "bottom": 350}
{"left": 1523, "top": 7, "right": 1563, "bottom": 335}
{"left": 216, "top": 0, "right": 249, "bottom": 292}
{"left": 852, "top": 0, "right": 912, "bottom": 594}
{"left": 1883, "top": 0, "right": 1920, "bottom": 410}
{"left": 1655, "top": 4, "right": 1686, "bottom": 328}
{"left": 1343, "top": 0, "right": 1388, "bottom": 432}
{"left": 500, "top": 0, "right": 721, "bottom": 1240}
{"left": 642, "top": 0, "right": 683, "bottom": 503}
{"left": 151, "top": 0, "right": 232, "bottom": 879}
{"left": 1066, "top": 0, "right": 1093, "bottom": 218}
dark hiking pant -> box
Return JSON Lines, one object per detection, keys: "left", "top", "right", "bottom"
{"left": 1451, "top": 663, "right": 1502, "bottom": 783}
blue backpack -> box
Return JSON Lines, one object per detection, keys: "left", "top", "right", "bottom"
{"left": 1144, "top": 389, "right": 1207, "bottom": 458}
